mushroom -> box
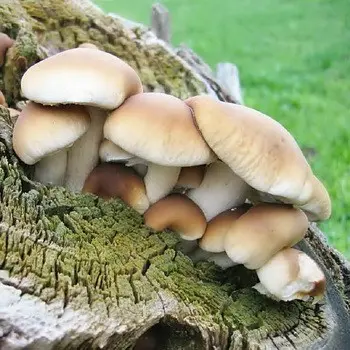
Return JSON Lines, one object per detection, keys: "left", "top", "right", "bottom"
{"left": 104, "top": 93, "right": 216, "bottom": 204}
{"left": 174, "top": 165, "right": 206, "bottom": 192}
{"left": 82, "top": 162, "right": 149, "bottom": 214}
{"left": 0, "top": 90, "right": 7, "bottom": 107}
{"left": 99, "top": 139, "right": 148, "bottom": 177}
{"left": 143, "top": 194, "right": 207, "bottom": 241}
{"left": 188, "top": 205, "right": 251, "bottom": 268}
{"left": 20, "top": 47, "right": 143, "bottom": 192}
{"left": 224, "top": 203, "right": 309, "bottom": 270}
{"left": 185, "top": 95, "right": 331, "bottom": 221}
{"left": 0, "top": 32, "right": 14, "bottom": 67}
{"left": 187, "top": 161, "right": 250, "bottom": 221}
{"left": 254, "top": 247, "right": 326, "bottom": 302}
{"left": 199, "top": 204, "right": 251, "bottom": 253}
{"left": 12, "top": 102, "right": 90, "bottom": 186}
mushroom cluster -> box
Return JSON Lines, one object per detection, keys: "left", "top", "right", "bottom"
{"left": 11, "top": 44, "right": 331, "bottom": 303}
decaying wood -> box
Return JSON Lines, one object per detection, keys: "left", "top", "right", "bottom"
{"left": 151, "top": 3, "right": 171, "bottom": 44}
{"left": 0, "top": 1, "right": 349, "bottom": 349}
{"left": 216, "top": 62, "right": 244, "bottom": 104}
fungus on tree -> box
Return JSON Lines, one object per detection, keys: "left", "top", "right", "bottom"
{"left": 20, "top": 47, "right": 143, "bottom": 191}
{"left": 103, "top": 92, "right": 216, "bottom": 204}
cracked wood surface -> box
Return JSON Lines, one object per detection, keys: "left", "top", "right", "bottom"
{"left": 0, "top": 1, "right": 349, "bottom": 349}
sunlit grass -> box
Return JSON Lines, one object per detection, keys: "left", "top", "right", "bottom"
{"left": 94, "top": 0, "right": 350, "bottom": 257}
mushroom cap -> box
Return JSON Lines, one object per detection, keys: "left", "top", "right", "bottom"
{"left": 256, "top": 248, "right": 326, "bottom": 302}
{"left": 224, "top": 203, "right": 309, "bottom": 270}
{"left": 199, "top": 205, "right": 251, "bottom": 253}
{"left": 175, "top": 165, "right": 206, "bottom": 190}
{"left": 104, "top": 92, "right": 216, "bottom": 166}
{"left": 12, "top": 102, "right": 90, "bottom": 165}
{"left": 143, "top": 193, "right": 207, "bottom": 240}
{"left": 99, "top": 139, "right": 134, "bottom": 163}
{"left": 82, "top": 162, "right": 149, "bottom": 214}
{"left": 21, "top": 48, "right": 143, "bottom": 110}
{"left": 185, "top": 95, "right": 331, "bottom": 221}
{"left": 0, "top": 90, "right": 7, "bottom": 106}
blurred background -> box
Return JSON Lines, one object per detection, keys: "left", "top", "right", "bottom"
{"left": 94, "top": 0, "right": 350, "bottom": 258}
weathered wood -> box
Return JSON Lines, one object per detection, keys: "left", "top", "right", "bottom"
{"left": 216, "top": 62, "right": 244, "bottom": 104}
{"left": 151, "top": 3, "right": 171, "bottom": 43}
{"left": 0, "top": 1, "right": 349, "bottom": 349}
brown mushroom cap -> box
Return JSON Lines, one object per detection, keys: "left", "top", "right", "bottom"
{"left": 185, "top": 95, "right": 331, "bottom": 221}
{"left": 224, "top": 203, "right": 309, "bottom": 269}
{"left": 0, "top": 33, "right": 14, "bottom": 67}
{"left": 255, "top": 247, "right": 326, "bottom": 302}
{"left": 104, "top": 92, "right": 215, "bottom": 166}
{"left": 12, "top": 102, "right": 90, "bottom": 165}
{"left": 175, "top": 165, "right": 206, "bottom": 191}
{"left": 199, "top": 204, "right": 251, "bottom": 253}
{"left": 143, "top": 194, "right": 207, "bottom": 241}
{"left": 21, "top": 48, "right": 143, "bottom": 110}
{"left": 0, "top": 90, "right": 7, "bottom": 107}
{"left": 82, "top": 162, "right": 149, "bottom": 214}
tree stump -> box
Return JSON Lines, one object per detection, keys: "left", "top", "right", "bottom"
{"left": 0, "top": 1, "right": 349, "bottom": 349}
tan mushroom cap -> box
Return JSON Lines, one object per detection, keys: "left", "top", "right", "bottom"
{"left": 99, "top": 139, "right": 134, "bottom": 163}
{"left": 82, "top": 162, "right": 149, "bottom": 214}
{"left": 104, "top": 92, "right": 216, "bottom": 166}
{"left": 12, "top": 102, "right": 90, "bottom": 165}
{"left": 224, "top": 203, "right": 308, "bottom": 270}
{"left": 185, "top": 95, "right": 331, "bottom": 221}
{"left": 21, "top": 48, "right": 143, "bottom": 110}
{"left": 199, "top": 204, "right": 251, "bottom": 253}
{"left": 143, "top": 194, "right": 207, "bottom": 241}
{"left": 256, "top": 247, "right": 326, "bottom": 302}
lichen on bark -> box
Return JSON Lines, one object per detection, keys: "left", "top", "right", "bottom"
{"left": 0, "top": 1, "right": 350, "bottom": 349}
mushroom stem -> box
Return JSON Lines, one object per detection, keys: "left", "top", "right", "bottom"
{"left": 143, "top": 194, "right": 207, "bottom": 241}
{"left": 144, "top": 164, "right": 181, "bottom": 204}
{"left": 65, "top": 106, "right": 106, "bottom": 192}
{"left": 82, "top": 162, "right": 149, "bottom": 214}
{"left": 187, "top": 161, "right": 250, "bottom": 221}
{"left": 34, "top": 150, "right": 67, "bottom": 186}
{"left": 254, "top": 248, "right": 326, "bottom": 302}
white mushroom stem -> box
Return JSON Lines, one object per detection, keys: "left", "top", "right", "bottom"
{"left": 143, "top": 164, "right": 181, "bottom": 204}
{"left": 34, "top": 150, "right": 67, "bottom": 186}
{"left": 65, "top": 107, "right": 107, "bottom": 192}
{"left": 187, "top": 161, "right": 250, "bottom": 221}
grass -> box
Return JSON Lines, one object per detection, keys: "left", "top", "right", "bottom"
{"left": 94, "top": 0, "right": 350, "bottom": 257}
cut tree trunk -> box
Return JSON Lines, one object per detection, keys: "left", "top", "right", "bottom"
{"left": 0, "top": 1, "right": 349, "bottom": 349}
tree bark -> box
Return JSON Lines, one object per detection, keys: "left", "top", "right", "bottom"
{"left": 0, "top": 1, "right": 349, "bottom": 349}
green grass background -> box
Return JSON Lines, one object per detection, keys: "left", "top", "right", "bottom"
{"left": 94, "top": 0, "right": 350, "bottom": 257}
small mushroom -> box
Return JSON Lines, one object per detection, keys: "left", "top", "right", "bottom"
{"left": 174, "top": 165, "right": 206, "bottom": 192}
{"left": 224, "top": 203, "right": 308, "bottom": 270}
{"left": 254, "top": 247, "right": 326, "bottom": 302}
{"left": 199, "top": 204, "right": 251, "bottom": 253}
{"left": 186, "top": 95, "right": 331, "bottom": 221}
{"left": 12, "top": 102, "right": 90, "bottom": 186}
{"left": 0, "top": 90, "right": 7, "bottom": 107}
{"left": 0, "top": 33, "right": 14, "bottom": 67}
{"left": 20, "top": 47, "right": 143, "bottom": 192}
{"left": 104, "top": 93, "right": 216, "bottom": 204}
{"left": 82, "top": 162, "right": 149, "bottom": 214}
{"left": 187, "top": 161, "right": 250, "bottom": 221}
{"left": 143, "top": 194, "right": 207, "bottom": 241}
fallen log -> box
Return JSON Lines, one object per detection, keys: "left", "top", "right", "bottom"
{"left": 0, "top": 1, "right": 349, "bottom": 349}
